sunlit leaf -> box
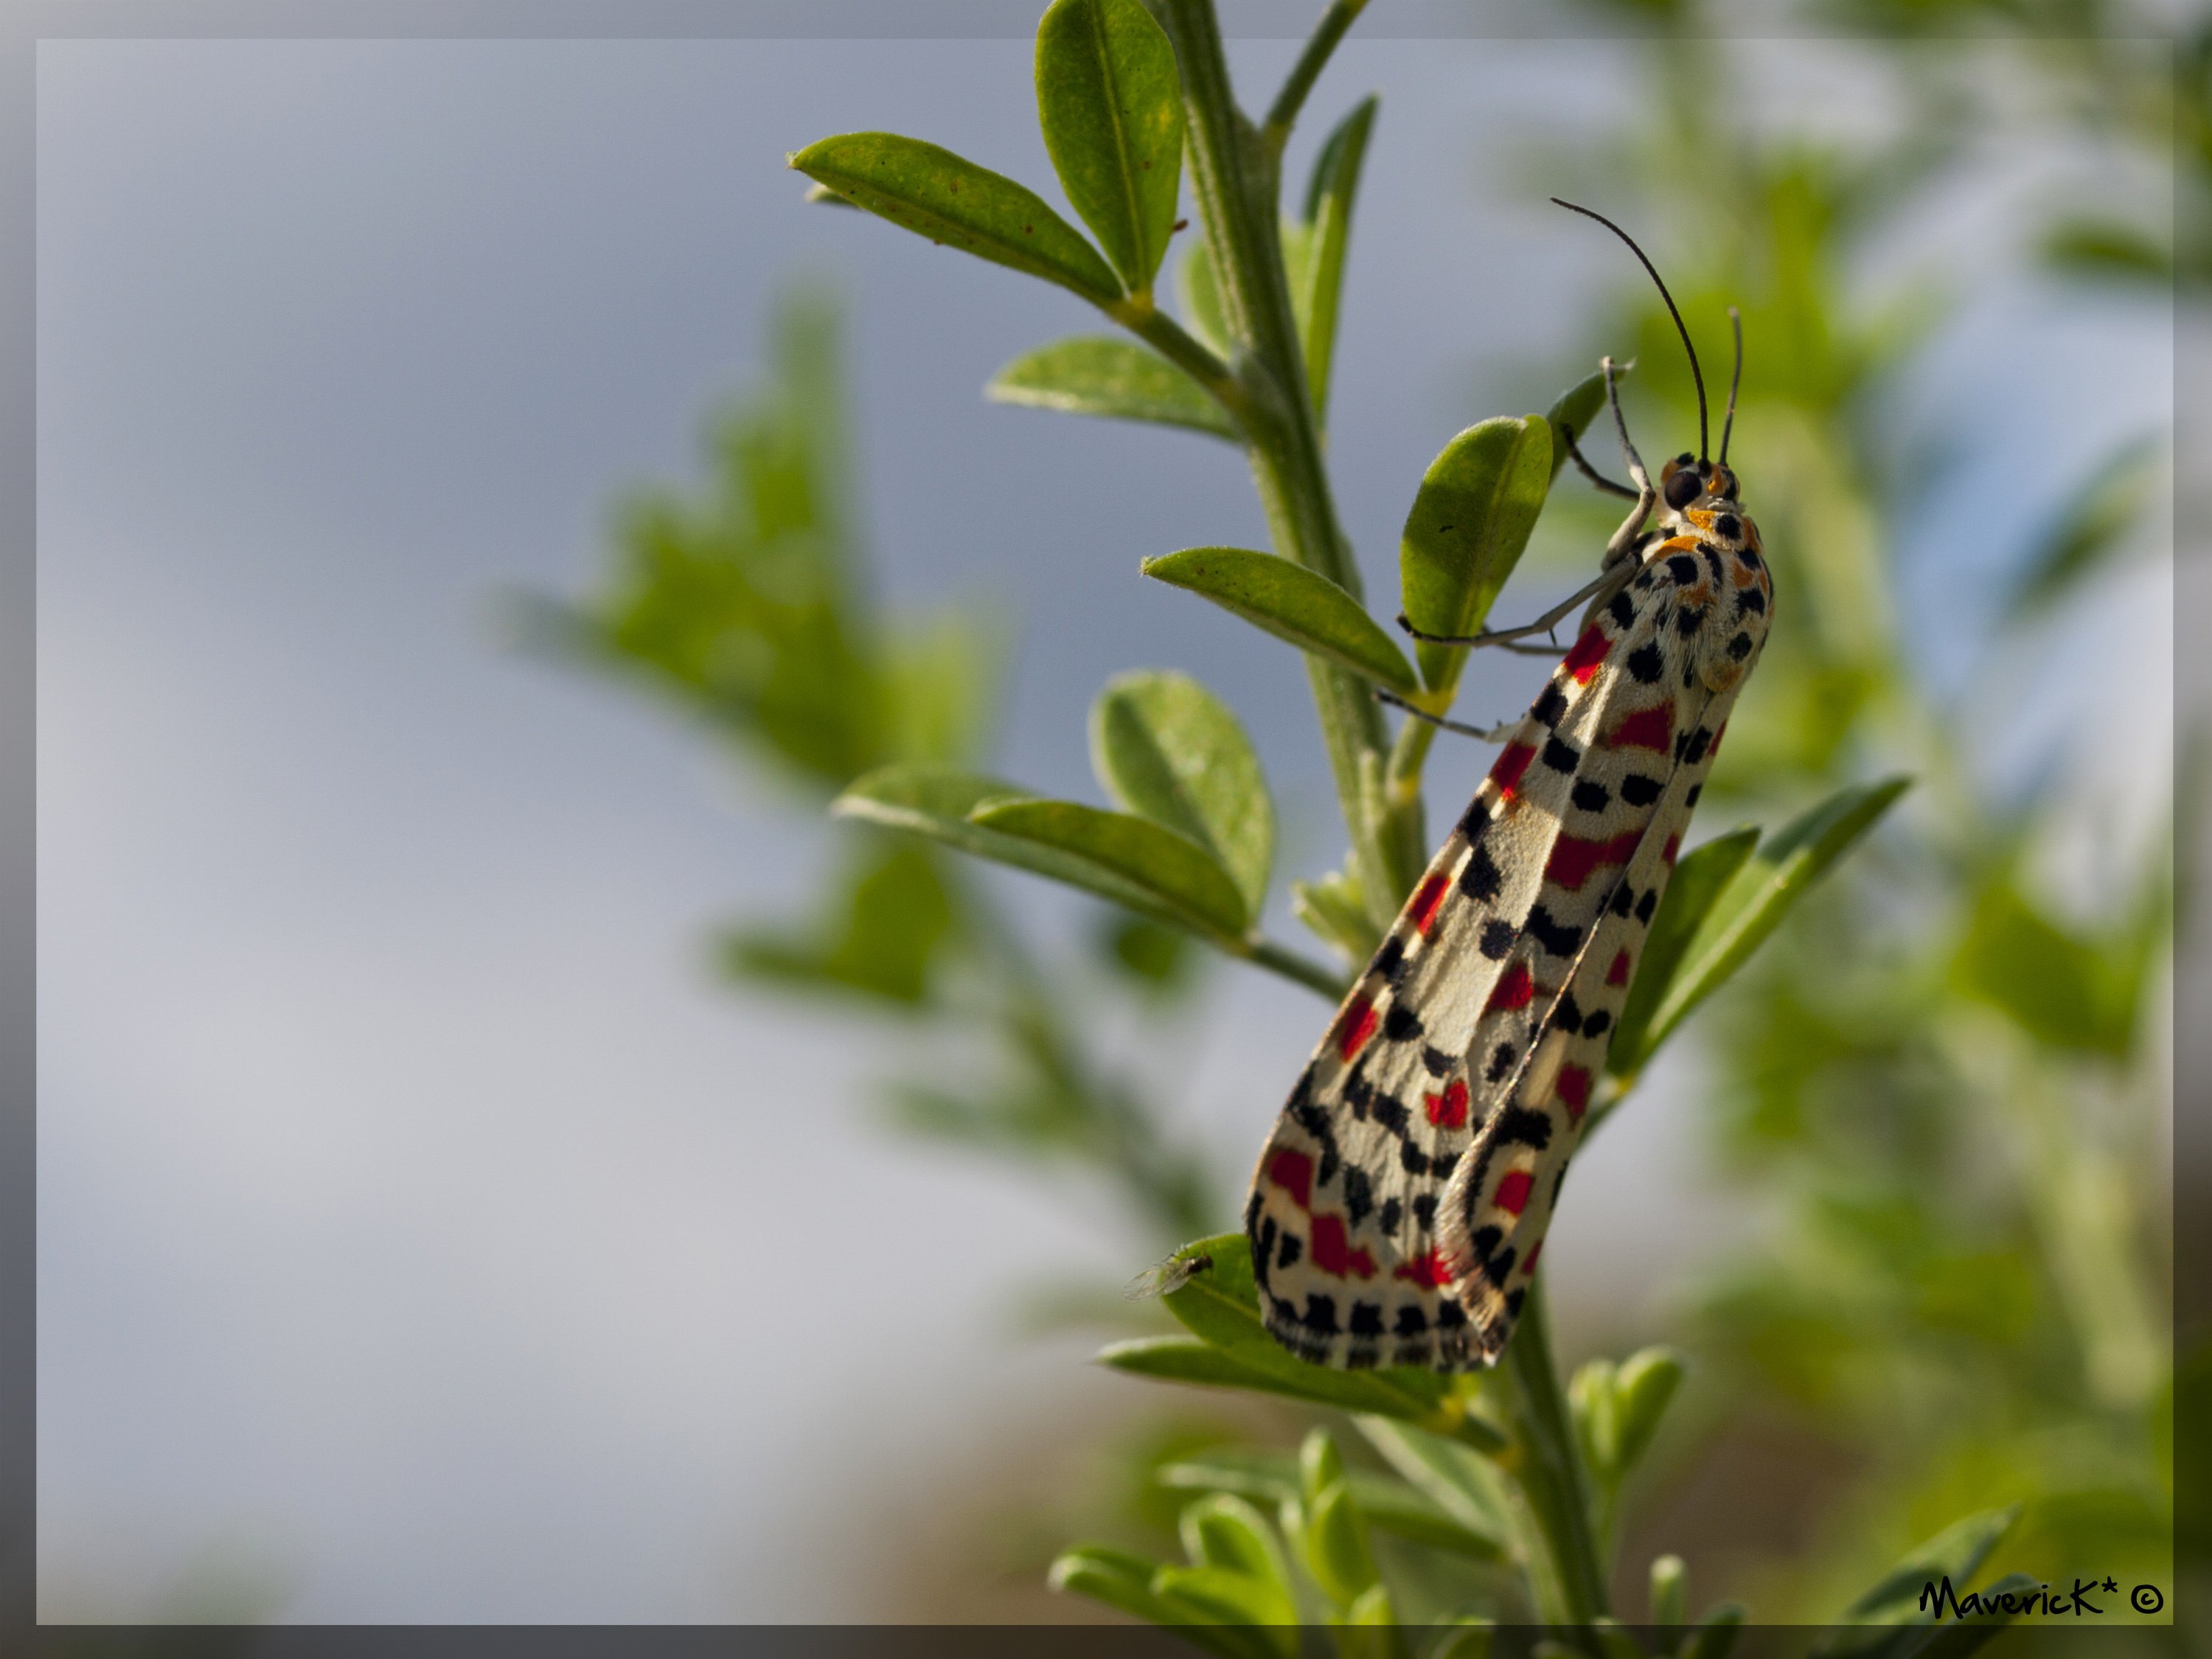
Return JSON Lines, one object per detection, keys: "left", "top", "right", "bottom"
{"left": 1293, "top": 867, "right": 1385, "bottom": 964}
{"left": 1092, "top": 670, "right": 1275, "bottom": 917}
{"left": 1304, "top": 1480, "right": 1380, "bottom": 1608}
{"left": 1150, "top": 1565, "right": 1301, "bottom": 1655}
{"left": 790, "top": 131, "right": 1121, "bottom": 304}
{"left": 1049, "top": 1547, "right": 1271, "bottom": 1659}
{"left": 1297, "top": 95, "right": 1377, "bottom": 421}
{"left": 1399, "top": 416, "right": 1556, "bottom": 693}
{"left": 1035, "top": 0, "right": 1185, "bottom": 293}
{"left": 975, "top": 798, "right": 1249, "bottom": 936}
{"left": 1177, "top": 234, "right": 1232, "bottom": 356}
{"left": 1814, "top": 1505, "right": 2022, "bottom": 1653}
{"left": 1143, "top": 546, "right": 1420, "bottom": 693}
{"left": 988, "top": 335, "right": 1237, "bottom": 439}
{"left": 1952, "top": 878, "right": 2144, "bottom": 1055}
{"left": 1611, "top": 777, "right": 1912, "bottom": 1079}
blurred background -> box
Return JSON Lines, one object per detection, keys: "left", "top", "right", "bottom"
{"left": 35, "top": 10, "right": 2184, "bottom": 1627}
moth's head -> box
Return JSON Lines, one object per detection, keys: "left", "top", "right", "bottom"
{"left": 1659, "top": 452, "right": 1739, "bottom": 511}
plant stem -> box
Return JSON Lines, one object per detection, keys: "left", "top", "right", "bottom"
{"left": 1154, "top": 0, "right": 1416, "bottom": 924}
{"left": 1242, "top": 936, "right": 1351, "bottom": 999}
{"left": 1499, "top": 1281, "right": 1611, "bottom": 1632}
{"left": 1261, "top": 0, "right": 1372, "bottom": 150}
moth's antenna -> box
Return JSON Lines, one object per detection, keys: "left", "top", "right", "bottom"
{"left": 1719, "top": 306, "right": 1743, "bottom": 467}
{"left": 1551, "top": 197, "right": 1708, "bottom": 463}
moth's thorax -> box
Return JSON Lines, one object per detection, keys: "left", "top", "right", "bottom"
{"left": 1625, "top": 483, "right": 1774, "bottom": 695}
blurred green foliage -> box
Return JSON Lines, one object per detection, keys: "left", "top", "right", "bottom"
{"left": 529, "top": 0, "right": 2181, "bottom": 1646}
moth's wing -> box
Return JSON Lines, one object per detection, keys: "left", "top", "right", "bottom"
{"left": 1440, "top": 543, "right": 1771, "bottom": 1360}
{"left": 1244, "top": 588, "right": 1657, "bottom": 1370}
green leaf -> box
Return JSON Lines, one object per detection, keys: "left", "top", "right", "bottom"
{"left": 1034, "top": 0, "right": 1184, "bottom": 293}
{"left": 1354, "top": 1413, "right": 1516, "bottom": 1525}
{"left": 1299, "top": 1428, "right": 1346, "bottom": 1506}
{"left": 1143, "top": 547, "right": 1420, "bottom": 694}
{"left": 1612, "top": 777, "right": 1912, "bottom": 1078}
{"left": 1150, "top": 1567, "right": 1300, "bottom": 1655}
{"left": 1116, "top": 1234, "right": 1482, "bottom": 1433}
{"left": 1399, "top": 416, "right": 1557, "bottom": 693}
{"left": 2042, "top": 217, "right": 2173, "bottom": 284}
{"left": 1098, "top": 913, "right": 1195, "bottom": 991}
{"left": 1304, "top": 1481, "right": 1380, "bottom": 1607}
{"left": 1607, "top": 827, "right": 1761, "bottom": 1077}
{"left": 1610, "top": 1346, "right": 1685, "bottom": 1478}
{"left": 1091, "top": 671, "right": 1275, "bottom": 918}
{"left": 974, "top": 798, "right": 1249, "bottom": 936}
{"left": 1176, "top": 236, "right": 1231, "bottom": 356}
{"left": 1649, "top": 1554, "right": 1688, "bottom": 1627}
{"left": 1293, "top": 867, "right": 1385, "bottom": 964}
{"left": 1180, "top": 1494, "right": 1293, "bottom": 1594}
{"left": 1297, "top": 95, "right": 1377, "bottom": 421}
{"left": 1543, "top": 369, "right": 1610, "bottom": 482}
{"left": 1336, "top": 1585, "right": 1408, "bottom": 1659}
{"left": 988, "top": 335, "right": 1236, "bottom": 439}
{"left": 1051, "top": 1547, "right": 1275, "bottom": 1659}
{"left": 1827, "top": 1505, "right": 2021, "bottom": 1628}
{"left": 833, "top": 765, "right": 1248, "bottom": 939}
{"left": 1680, "top": 1602, "right": 1745, "bottom": 1659}
{"left": 2007, "top": 435, "right": 2159, "bottom": 620}
{"left": 789, "top": 131, "right": 1121, "bottom": 305}
{"left": 1158, "top": 1455, "right": 1504, "bottom": 1559}
{"left": 1952, "top": 878, "right": 2143, "bottom": 1055}
{"left": 720, "top": 839, "right": 956, "bottom": 1006}
{"left": 1429, "top": 1623, "right": 1495, "bottom": 1659}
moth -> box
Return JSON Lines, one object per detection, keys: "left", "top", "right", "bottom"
{"left": 1244, "top": 201, "right": 1773, "bottom": 1371}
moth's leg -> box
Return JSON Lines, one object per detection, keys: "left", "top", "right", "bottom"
{"left": 1375, "top": 689, "right": 1518, "bottom": 742}
{"left": 1397, "top": 561, "right": 1635, "bottom": 650}
{"left": 1559, "top": 422, "right": 1639, "bottom": 500}
{"left": 1601, "top": 355, "right": 1657, "bottom": 568}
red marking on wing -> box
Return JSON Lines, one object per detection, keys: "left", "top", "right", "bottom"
{"left": 1520, "top": 1238, "right": 1543, "bottom": 1273}
{"left": 1309, "top": 1214, "right": 1377, "bottom": 1280}
{"left": 1708, "top": 720, "right": 1728, "bottom": 757}
{"left": 1562, "top": 623, "right": 1611, "bottom": 684}
{"left": 1495, "top": 1169, "right": 1534, "bottom": 1217}
{"left": 1557, "top": 1065, "right": 1592, "bottom": 1124}
{"left": 1486, "top": 961, "right": 1535, "bottom": 1013}
{"left": 1606, "top": 950, "right": 1631, "bottom": 987}
{"left": 1425, "top": 1078, "right": 1470, "bottom": 1130}
{"left": 1610, "top": 703, "right": 1675, "bottom": 752}
{"left": 1337, "top": 996, "right": 1378, "bottom": 1061}
{"left": 1267, "top": 1148, "right": 1314, "bottom": 1208}
{"left": 1490, "top": 742, "right": 1536, "bottom": 799}
{"left": 1663, "top": 832, "right": 1682, "bottom": 867}
{"left": 1411, "top": 873, "right": 1450, "bottom": 936}
{"left": 1545, "top": 829, "right": 1645, "bottom": 891}
{"left": 1393, "top": 1250, "right": 1452, "bottom": 1288}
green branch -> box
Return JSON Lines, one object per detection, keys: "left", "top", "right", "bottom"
{"left": 1262, "top": 0, "right": 1372, "bottom": 150}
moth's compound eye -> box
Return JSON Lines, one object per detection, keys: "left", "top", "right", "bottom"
{"left": 1663, "top": 469, "right": 1703, "bottom": 510}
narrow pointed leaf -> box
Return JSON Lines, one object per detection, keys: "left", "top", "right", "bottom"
{"left": 1607, "top": 826, "right": 1761, "bottom": 1078}
{"left": 1091, "top": 670, "right": 1274, "bottom": 917}
{"left": 1610, "top": 1346, "right": 1685, "bottom": 1477}
{"left": 1177, "top": 237, "right": 1232, "bottom": 355}
{"left": 833, "top": 765, "right": 1240, "bottom": 938}
{"left": 1621, "top": 776, "right": 1911, "bottom": 1069}
{"left": 1035, "top": 0, "right": 1184, "bottom": 292}
{"left": 1293, "top": 868, "right": 1385, "bottom": 963}
{"left": 1050, "top": 1548, "right": 1269, "bottom": 1659}
{"left": 1681, "top": 1603, "right": 1745, "bottom": 1659}
{"left": 973, "top": 799, "right": 1248, "bottom": 936}
{"left": 1544, "top": 369, "right": 1611, "bottom": 482}
{"left": 1304, "top": 1481, "right": 1380, "bottom": 1607}
{"left": 1826, "top": 1504, "right": 2022, "bottom": 1627}
{"left": 1149, "top": 1567, "right": 1300, "bottom": 1656}
{"left": 989, "top": 335, "right": 1236, "bottom": 439}
{"left": 1298, "top": 95, "right": 1377, "bottom": 421}
{"left": 2008, "top": 434, "right": 2159, "bottom": 619}
{"left": 1399, "top": 416, "right": 1557, "bottom": 692}
{"left": 1144, "top": 546, "right": 1419, "bottom": 693}
{"left": 790, "top": 132, "right": 1121, "bottom": 304}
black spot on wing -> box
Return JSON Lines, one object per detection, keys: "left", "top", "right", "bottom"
{"left": 1541, "top": 735, "right": 1581, "bottom": 773}
{"left": 1411, "top": 1194, "right": 1436, "bottom": 1232}
{"left": 1422, "top": 1046, "right": 1455, "bottom": 1077}
{"left": 1609, "top": 590, "right": 1637, "bottom": 629}
{"left": 1701, "top": 545, "right": 1725, "bottom": 583}
{"left": 1582, "top": 1008, "right": 1612, "bottom": 1037}
{"left": 1350, "top": 1301, "right": 1384, "bottom": 1338}
{"left": 1620, "top": 773, "right": 1663, "bottom": 807}
{"left": 1714, "top": 513, "right": 1741, "bottom": 539}
{"left": 1480, "top": 919, "right": 1516, "bottom": 959}
{"left": 1461, "top": 842, "right": 1503, "bottom": 900}
{"left": 1394, "top": 1303, "right": 1428, "bottom": 1336}
{"left": 1486, "top": 1043, "right": 1517, "bottom": 1082}
{"left": 1675, "top": 605, "right": 1705, "bottom": 637}
{"left": 1304, "top": 1294, "right": 1340, "bottom": 1334}
{"left": 1686, "top": 782, "right": 1703, "bottom": 807}
{"left": 1571, "top": 779, "right": 1611, "bottom": 813}
{"left": 1380, "top": 1197, "right": 1402, "bottom": 1234}
{"left": 1686, "top": 726, "right": 1713, "bottom": 765}
{"left": 1635, "top": 888, "right": 1658, "bottom": 923}
{"left": 1666, "top": 554, "right": 1700, "bottom": 584}
{"left": 1526, "top": 906, "right": 1582, "bottom": 957}
{"left": 1494, "top": 1105, "right": 1554, "bottom": 1149}
{"left": 1372, "top": 936, "right": 1408, "bottom": 985}
{"left": 1736, "top": 585, "right": 1766, "bottom": 616}
{"left": 1343, "top": 1165, "right": 1374, "bottom": 1228}
{"left": 1628, "top": 642, "right": 1663, "bottom": 684}
{"left": 1384, "top": 1001, "right": 1424, "bottom": 1042}
{"left": 1400, "top": 1141, "right": 1429, "bottom": 1175}
{"left": 1532, "top": 684, "right": 1568, "bottom": 728}
{"left": 1278, "top": 1230, "right": 1303, "bottom": 1270}
{"left": 1728, "top": 630, "right": 1754, "bottom": 660}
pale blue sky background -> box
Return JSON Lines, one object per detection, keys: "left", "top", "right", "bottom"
{"left": 36, "top": 32, "right": 2170, "bottom": 1621}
